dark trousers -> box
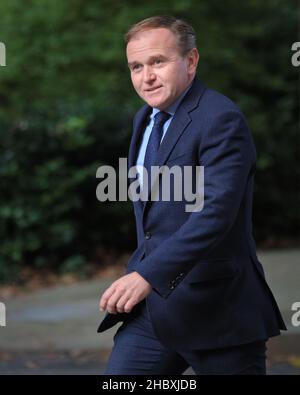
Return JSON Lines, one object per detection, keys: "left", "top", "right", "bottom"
{"left": 104, "top": 300, "right": 267, "bottom": 375}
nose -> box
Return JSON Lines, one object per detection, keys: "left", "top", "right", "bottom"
{"left": 143, "top": 66, "right": 156, "bottom": 83}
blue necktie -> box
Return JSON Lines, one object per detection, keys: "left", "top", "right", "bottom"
{"left": 142, "top": 111, "right": 171, "bottom": 197}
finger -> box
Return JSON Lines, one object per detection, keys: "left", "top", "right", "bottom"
{"left": 124, "top": 295, "right": 139, "bottom": 313}
{"left": 99, "top": 287, "right": 116, "bottom": 311}
{"left": 106, "top": 289, "right": 123, "bottom": 314}
{"left": 116, "top": 292, "right": 132, "bottom": 313}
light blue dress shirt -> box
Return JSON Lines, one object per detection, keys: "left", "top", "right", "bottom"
{"left": 136, "top": 84, "right": 192, "bottom": 187}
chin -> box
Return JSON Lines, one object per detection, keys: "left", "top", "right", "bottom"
{"left": 140, "top": 92, "right": 165, "bottom": 108}
{"left": 147, "top": 98, "right": 167, "bottom": 109}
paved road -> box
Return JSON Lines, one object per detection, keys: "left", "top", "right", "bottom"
{"left": 0, "top": 249, "right": 299, "bottom": 375}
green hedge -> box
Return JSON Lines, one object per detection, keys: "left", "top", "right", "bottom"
{"left": 0, "top": 0, "right": 298, "bottom": 282}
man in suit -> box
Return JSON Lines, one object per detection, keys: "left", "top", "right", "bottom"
{"left": 98, "top": 15, "right": 286, "bottom": 375}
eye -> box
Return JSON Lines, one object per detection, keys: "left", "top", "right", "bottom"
{"left": 131, "top": 64, "right": 142, "bottom": 72}
{"left": 154, "top": 59, "right": 162, "bottom": 65}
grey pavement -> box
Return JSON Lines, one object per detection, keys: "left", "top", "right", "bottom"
{"left": 0, "top": 249, "right": 299, "bottom": 374}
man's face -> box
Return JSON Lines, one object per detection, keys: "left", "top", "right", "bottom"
{"left": 126, "top": 28, "right": 198, "bottom": 110}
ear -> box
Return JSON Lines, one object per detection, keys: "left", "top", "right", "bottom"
{"left": 187, "top": 48, "right": 199, "bottom": 75}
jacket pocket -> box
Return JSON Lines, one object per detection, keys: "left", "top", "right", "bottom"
{"left": 187, "top": 259, "right": 237, "bottom": 284}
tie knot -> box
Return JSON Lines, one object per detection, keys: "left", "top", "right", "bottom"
{"left": 153, "top": 111, "right": 170, "bottom": 127}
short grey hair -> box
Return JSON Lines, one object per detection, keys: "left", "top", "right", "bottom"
{"left": 125, "top": 15, "right": 197, "bottom": 56}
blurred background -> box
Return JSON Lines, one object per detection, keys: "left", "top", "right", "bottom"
{"left": 0, "top": 0, "right": 299, "bottom": 374}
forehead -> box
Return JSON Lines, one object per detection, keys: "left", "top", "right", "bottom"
{"left": 126, "top": 28, "right": 179, "bottom": 61}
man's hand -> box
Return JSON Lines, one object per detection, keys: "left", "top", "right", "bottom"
{"left": 99, "top": 271, "right": 152, "bottom": 314}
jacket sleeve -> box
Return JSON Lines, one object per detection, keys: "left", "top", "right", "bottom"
{"left": 134, "top": 110, "right": 256, "bottom": 298}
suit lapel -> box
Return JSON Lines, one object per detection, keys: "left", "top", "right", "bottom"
{"left": 128, "top": 104, "right": 151, "bottom": 214}
{"left": 128, "top": 105, "right": 151, "bottom": 170}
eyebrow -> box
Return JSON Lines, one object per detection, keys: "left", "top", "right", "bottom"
{"left": 128, "top": 54, "right": 167, "bottom": 67}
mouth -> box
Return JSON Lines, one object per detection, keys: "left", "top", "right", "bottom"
{"left": 145, "top": 86, "right": 162, "bottom": 93}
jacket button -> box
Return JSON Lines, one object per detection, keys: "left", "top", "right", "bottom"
{"left": 145, "top": 232, "right": 151, "bottom": 240}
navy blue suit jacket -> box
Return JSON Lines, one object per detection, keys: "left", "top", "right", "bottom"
{"left": 98, "top": 78, "right": 286, "bottom": 350}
